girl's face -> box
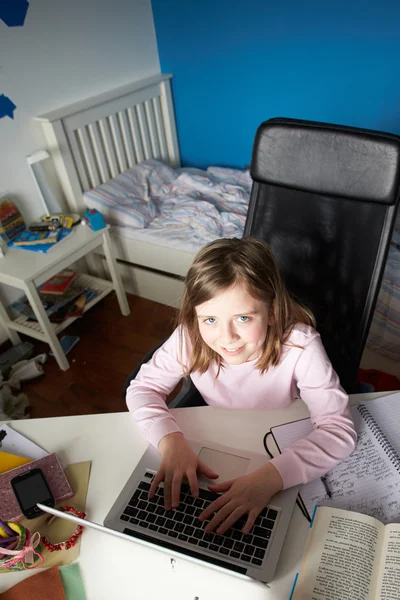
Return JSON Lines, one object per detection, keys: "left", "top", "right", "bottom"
{"left": 195, "top": 283, "right": 271, "bottom": 365}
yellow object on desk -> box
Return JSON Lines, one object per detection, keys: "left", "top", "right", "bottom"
{"left": 0, "top": 452, "right": 31, "bottom": 475}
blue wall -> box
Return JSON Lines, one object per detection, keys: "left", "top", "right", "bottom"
{"left": 152, "top": 0, "right": 400, "bottom": 169}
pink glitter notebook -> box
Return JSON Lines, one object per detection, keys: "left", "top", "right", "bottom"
{"left": 0, "top": 453, "right": 73, "bottom": 522}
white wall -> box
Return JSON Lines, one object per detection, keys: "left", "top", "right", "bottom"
{"left": 0, "top": 0, "right": 160, "bottom": 342}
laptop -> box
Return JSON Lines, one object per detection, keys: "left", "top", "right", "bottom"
{"left": 39, "top": 439, "right": 298, "bottom": 584}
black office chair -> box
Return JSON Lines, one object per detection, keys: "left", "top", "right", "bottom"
{"left": 124, "top": 118, "right": 400, "bottom": 401}
{"left": 123, "top": 338, "right": 205, "bottom": 408}
{"left": 245, "top": 117, "right": 400, "bottom": 392}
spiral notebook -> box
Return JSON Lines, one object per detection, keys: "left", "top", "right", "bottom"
{"left": 271, "top": 392, "right": 400, "bottom": 523}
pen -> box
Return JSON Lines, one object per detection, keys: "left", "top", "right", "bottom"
{"left": 0, "top": 536, "right": 18, "bottom": 547}
{"left": 321, "top": 476, "right": 332, "bottom": 498}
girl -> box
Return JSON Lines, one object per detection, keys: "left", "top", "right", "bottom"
{"left": 126, "top": 237, "right": 357, "bottom": 536}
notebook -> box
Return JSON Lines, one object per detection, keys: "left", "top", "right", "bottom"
{"left": 271, "top": 392, "right": 400, "bottom": 524}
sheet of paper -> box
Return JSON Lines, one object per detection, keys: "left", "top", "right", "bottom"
{"left": 0, "top": 424, "right": 48, "bottom": 460}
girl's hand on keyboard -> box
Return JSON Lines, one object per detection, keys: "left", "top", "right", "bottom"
{"left": 150, "top": 432, "right": 218, "bottom": 510}
{"left": 199, "top": 463, "right": 283, "bottom": 535}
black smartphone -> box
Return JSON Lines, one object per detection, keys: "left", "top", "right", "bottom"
{"left": 11, "top": 468, "right": 55, "bottom": 519}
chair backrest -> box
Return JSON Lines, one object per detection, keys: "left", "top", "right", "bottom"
{"left": 123, "top": 338, "right": 205, "bottom": 408}
{"left": 245, "top": 118, "right": 400, "bottom": 392}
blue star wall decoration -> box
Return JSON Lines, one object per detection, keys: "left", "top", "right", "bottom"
{"left": 0, "top": 0, "right": 29, "bottom": 27}
{"left": 0, "top": 95, "right": 17, "bottom": 119}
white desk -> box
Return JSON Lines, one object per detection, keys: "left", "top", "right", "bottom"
{"left": 0, "top": 224, "right": 129, "bottom": 370}
{"left": 0, "top": 392, "right": 393, "bottom": 599}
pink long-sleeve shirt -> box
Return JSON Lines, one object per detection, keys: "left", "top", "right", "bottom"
{"left": 126, "top": 323, "right": 357, "bottom": 490}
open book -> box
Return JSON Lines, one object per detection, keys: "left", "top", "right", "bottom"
{"left": 271, "top": 392, "right": 400, "bottom": 523}
{"left": 291, "top": 506, "right": 400, "bottom": 600}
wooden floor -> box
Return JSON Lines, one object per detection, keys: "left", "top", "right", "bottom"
{"left": 13, "top": 293, "right": 178, "bottom": 419}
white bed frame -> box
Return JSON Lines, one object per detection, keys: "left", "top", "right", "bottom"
{"left": 35, "top": 74, "right": 195, "bottom": 307}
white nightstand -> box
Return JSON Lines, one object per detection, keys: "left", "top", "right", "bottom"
{"left": 0, "top": 224, "right": 130, "bottom": 370}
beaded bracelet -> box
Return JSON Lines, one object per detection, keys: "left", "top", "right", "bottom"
{"left": 41, "top": 505, "right": 86, "bottom": 552}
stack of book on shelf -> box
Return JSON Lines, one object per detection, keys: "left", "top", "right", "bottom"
{"left": 0, "top": 199, "right": 25, "bottom": 243}
{"left": 10, "top": 270, "right": 99, "bottom": 323}
{"left": 7, "top": 227, "right": 72, "bottom": 253}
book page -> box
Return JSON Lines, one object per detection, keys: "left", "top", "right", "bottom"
{"left": 375, "top": 524, "right": 400, "bottom": 599}
{"left": 292, "top": 507, "right": 383, "bottom": 600}
{"left": 272, "top": 407, "right": 400, "bottom": 523}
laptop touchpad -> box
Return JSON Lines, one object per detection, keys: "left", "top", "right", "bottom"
{"left": 198, "top": 447, "right": 250, "bottom": 483}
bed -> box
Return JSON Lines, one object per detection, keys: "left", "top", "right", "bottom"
{"left": 35, "top": 73, "right": 400, "bottom": 360}
{"left": 35, "top": 74, "right": 251, "bottom": 307}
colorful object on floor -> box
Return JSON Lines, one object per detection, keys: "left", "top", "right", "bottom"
{"left": 83, "top": 208, "right": 105, "bottom": 231}
{"left": 59, "top": 563, "right": 87, "bottom": 600}
{"left": 41, "top": 506, "right": 86, "bottom": 552}
{"left": 0, "top": 565, "right": 87, "bottom": 599}
{"left": 0, "top": 520, "right": 43, "bottom": 571}
{"left": 357, "top": 368, "right": 400, "bottom": 393}
{"left": 0, "top": 200, "right": 25, "bottom": 242}
{"left": 49, "top": 336, "right": 80, "bottom": 358}
{"left": 0, "top": 565, "right": 68, "bottom": 600}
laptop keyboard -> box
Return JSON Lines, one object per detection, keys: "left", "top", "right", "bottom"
{"left": 119, "top": 472, "right": 279, "bottom": 567}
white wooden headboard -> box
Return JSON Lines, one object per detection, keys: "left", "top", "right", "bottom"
{"left": 36, "top": 73, "right": 180, "bottom": 214}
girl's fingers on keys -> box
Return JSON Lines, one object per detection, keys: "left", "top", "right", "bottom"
{"left": 206, "top": 501, "right": 240, "bottom": 533}
{"left": 187, "top": 468, "right": 199, "bottom": 498}
{"left": 163, "top": 474, "right": 173, "bottom": 510}
{"left": 216, "top": 506, "right": 246, "bottom": 535}
{"left": 171, "top": 474, "right": 183, "bottom": 508}
{"left": 149, "top": 469, "right": 164, "bottom": 498}
{"left": 242, "top": 510, "right": 258, "bottom": 535}
{"left": 199, "top": 493, "right": 230, "bottom": 522}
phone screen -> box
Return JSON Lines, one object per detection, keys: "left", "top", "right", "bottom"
{"left": 11, "top": 468, "right": 55, "bottom": 518}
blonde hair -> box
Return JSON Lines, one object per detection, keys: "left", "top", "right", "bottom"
{"left": 178, "top": 237, "right": 315, "bottom": 375}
